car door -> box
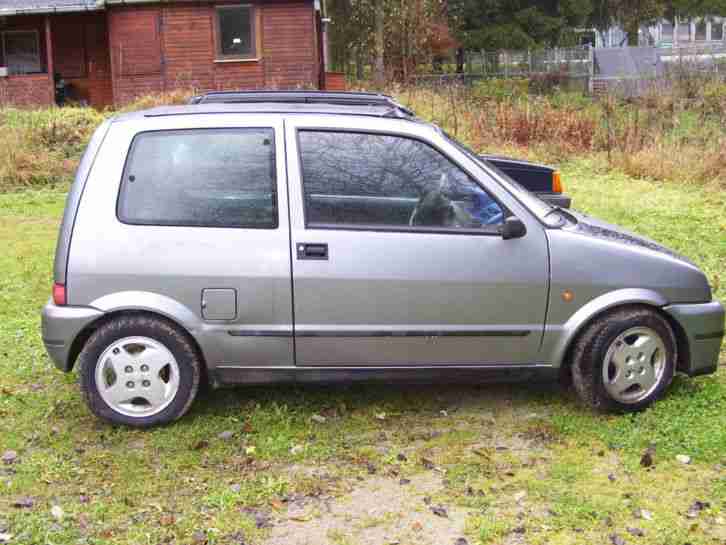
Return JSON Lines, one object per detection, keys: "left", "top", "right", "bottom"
{"left": 285, "top": 116, "right": 550, "bottom": 367}
{"left": 70, "top": 115, "right": 294, "bottom": 369}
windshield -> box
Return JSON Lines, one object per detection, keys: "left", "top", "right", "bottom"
{"left": 439, "top": 130, "right": 565, "bottom": 226}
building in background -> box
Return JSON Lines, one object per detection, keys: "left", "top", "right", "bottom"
{"left": 0, "top": 0, "right": 328, "bottom": 108}
{"left": 589, "top": 17, "right": 725, "bottom": 48}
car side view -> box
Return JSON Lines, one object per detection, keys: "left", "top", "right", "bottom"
{"left": 42, "top": 91, "right": 724, "bottom": 428}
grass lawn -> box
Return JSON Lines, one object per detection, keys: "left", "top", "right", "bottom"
{"left": 0, "top": 164, "right": 724, "bottom": 545}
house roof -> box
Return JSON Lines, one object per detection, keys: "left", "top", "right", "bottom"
{"left": 0, "top": 0, "right": 318, "bottom": 16}
{"left": 0, "top": 1, "right": 101, "bottom": 15}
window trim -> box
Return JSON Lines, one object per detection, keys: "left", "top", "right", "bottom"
{"left": 116, "top": 127, "right": 279, "bottom": 230}
{"left": 295, "top": 128, "right": 511, "bottom": 237}
{"left": 712, "top": 22, "right": 725, "bottom": 41}
{"left": 1, "top": 29, "right": 42, "bottom": 75}
{"left": 695, "top": 20, "right": 708, "bottom": 41}
{"left": 214, "top": 4, "right": 257, "bottom": 62}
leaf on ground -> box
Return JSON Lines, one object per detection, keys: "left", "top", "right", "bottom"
{"left": 633, "top": 508, "right": 653, "bottom": 521}
{"left": 431, "top": 505, "right": 448, "bottom": 518}
{"left": 193, "top": 440, "right": 209, "bottom": 450}
{"left": 51, "top": 505, "right": 63, "bottom": 521}
{"left": 1, "top": 451, "right": 17, "bottom": 465}
{"left": 12, "top": 497, "right": 33, "bottom": 509}
{"left": 686, "top": 500, "right": 710, "bottom": 518}
{"left": 609, "top": 534, "right": 626, "bottom": 545}
{"left": 627, "top": 527, "right": 645, "bottom": 537}
{"left": 421, "top": 458, "right": 435, "bottom": 470}
{"left": 640, "top": 445, "right": 656, "bottom": 468}
{"left": 255, "top": 512, "right": 272, "bottom": 529}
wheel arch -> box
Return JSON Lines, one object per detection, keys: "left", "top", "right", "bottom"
{"left": 67, "top": 308, "right": 209, "bottom": 385}
{"left": 557, "top": 292, "right": 689, "bottom": 380}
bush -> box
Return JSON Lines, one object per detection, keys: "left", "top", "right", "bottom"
{"left": 0, "top": 107, "right": 105, "bottom": 191}
{"left": 394, "top": 79, "right": 726, "bottom": 188}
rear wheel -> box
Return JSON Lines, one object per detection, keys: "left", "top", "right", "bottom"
{"left": 78, "top": 314, "right": 201, "bottom": 427}
{"left": 571, "top": 307, "right": 676, "bottom": 413}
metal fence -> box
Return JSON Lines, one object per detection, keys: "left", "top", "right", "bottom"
{"left": 464, "top": 47, "right": 593, "bottom": 78}
{"left": 412, "top": 43, "right": 726, "bottom": 94}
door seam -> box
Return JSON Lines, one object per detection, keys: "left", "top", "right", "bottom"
{"left": 282, "top": 118, "right": 298, "bottom": 365}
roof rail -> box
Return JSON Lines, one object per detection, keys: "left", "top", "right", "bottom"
{"left": 188, "top": 90, "right": 415, "bottom": 118}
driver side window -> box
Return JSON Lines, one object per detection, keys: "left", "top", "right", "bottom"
{"left": 298, "top": 130, "right": 504, "bottom": 231}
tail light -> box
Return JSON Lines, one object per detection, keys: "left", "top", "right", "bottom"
{"left": 52, "top": 283, "right": 66, "bottom": 306}
{"left": 552, "top": 171, "right": 564, "bottom": 194}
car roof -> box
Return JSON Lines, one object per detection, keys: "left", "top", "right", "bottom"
{"left": 113, "top": 91, "right": 418, "bottom": 123}
{"left": 189, "top": 90, "right": 414, "bottom": 115}
{"left": 112, "top": 102, "right": 421, "bottom": 125}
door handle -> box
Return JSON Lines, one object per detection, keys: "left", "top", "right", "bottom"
{"left": 297, "top": 243, "right": 328, "bottom": 260}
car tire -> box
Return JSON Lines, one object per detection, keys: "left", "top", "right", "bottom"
{"left": 78, "top": 314, "right": 201, "bottom": 427}
{"left": 571, "top": 306, "right": 676, "bottom": 413}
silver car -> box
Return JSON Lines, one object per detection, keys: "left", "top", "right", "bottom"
{"left": 41, "top": 92, "right": 724, "bottom": 428}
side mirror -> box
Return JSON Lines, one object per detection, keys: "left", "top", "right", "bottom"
{"left": 500, "top": 216, "right": 527, "bottom": 240}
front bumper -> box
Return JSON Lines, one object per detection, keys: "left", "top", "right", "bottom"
{"left": 664, "top": 300, "right": 725, "bottom": 377}
{"left": 41, "top": 300, "right": 104, "bottom": 372}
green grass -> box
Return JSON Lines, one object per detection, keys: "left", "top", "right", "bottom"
{"left": 0, "top": 164, "right": 724, "bottom": 544}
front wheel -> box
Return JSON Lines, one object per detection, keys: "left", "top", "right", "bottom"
{"left": 571, "top": 306, "right": 677, "bottom": 413}
{"left": 78, "top": 314, "right": 202, "bottom": 427}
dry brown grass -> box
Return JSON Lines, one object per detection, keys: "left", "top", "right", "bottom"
{"left": 0, "top": 89, "right": 194, "bottom": 191}
{"left": 0, "top": 107, "right": 105, "bottom": 190}
{"left": 393, "top": 82, "right": 726, "bottom": 190}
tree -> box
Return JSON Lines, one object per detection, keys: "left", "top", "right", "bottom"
{"left": 327, "top": 0, "right": 451, "bottom": 82}
{"left": 611, "top": 0, "right": 666, "bottom": 45}
{"left": 447, "top": 0, "right": 595, "bottom": 51}
{"left": 374, "top": 0, "right": 386, "bottom": 85}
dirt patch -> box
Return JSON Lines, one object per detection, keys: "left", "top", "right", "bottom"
{"left": 265, "top": 473, "right": 469, "bottom": 545}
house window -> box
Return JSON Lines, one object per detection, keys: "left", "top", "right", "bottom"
{"left": 712, "top": 22, "right": 724, "bottom": 41}
{"left": 2, "top": 31, "right": 41, "bottom": 75}
{"left": 660, "top": 22, "right": 674, "bottom": 43}
{"left": 215, "top": 5, "right": 256, "bottom": 60}
{"left": 677, "top": 21, "right": 691, "bottom": 43}
{"left": 695, "top": 20, "right": 707, "bottom": 41}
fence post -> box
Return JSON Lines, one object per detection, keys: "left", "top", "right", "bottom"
{"left": 528, "top": 49, "right": 532, "bottom": 76}
{"left": 503, "top": 51, "right": 509, "bottom": 78}
{"left": 588, "top": 46, "right": 595, "bottom": 94}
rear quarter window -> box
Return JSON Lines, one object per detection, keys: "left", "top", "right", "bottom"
{"left": 117, "top": 128, "right": 277, "bottom": 228}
